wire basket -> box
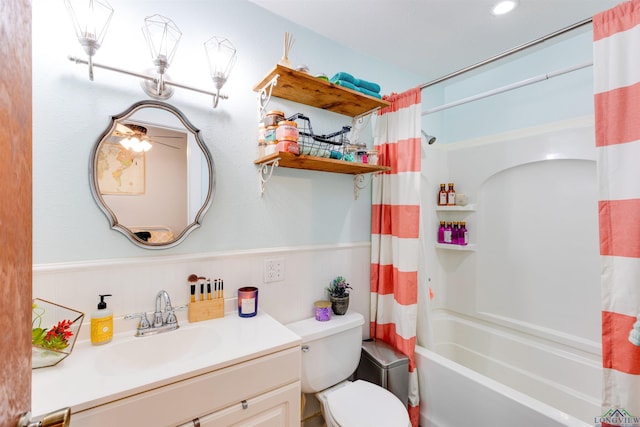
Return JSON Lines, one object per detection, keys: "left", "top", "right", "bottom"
{"left": 286, "top": 113, "right": 350, "bottom": 159}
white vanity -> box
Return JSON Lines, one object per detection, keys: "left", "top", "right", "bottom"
{"left": 31, "top": 312, "right": 301, "bottom": 426}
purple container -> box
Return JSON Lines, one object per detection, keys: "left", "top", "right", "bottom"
{"left": 314, "top": 300, "right": 332, "bottom": 322}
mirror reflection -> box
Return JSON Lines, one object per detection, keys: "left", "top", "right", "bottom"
{"left": 90, "top": 100, "right": 215, "bottom": 249}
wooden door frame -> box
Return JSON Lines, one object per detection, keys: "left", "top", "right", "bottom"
{"left": 0, "top": 0, "right": 33, "bottom": 426}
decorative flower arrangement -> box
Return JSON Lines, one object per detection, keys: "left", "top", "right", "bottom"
{"left": 327, "top": 276, "right": 352, "bottom": 298}
{"left": 31, "top": 299, "right": 84, "bottom": 369}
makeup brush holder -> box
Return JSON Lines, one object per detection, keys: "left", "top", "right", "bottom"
{"left": 188, "top": 299, "right": 224, "bottom": 323}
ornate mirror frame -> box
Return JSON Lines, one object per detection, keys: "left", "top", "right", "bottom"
{"left": 89, "top": 100, "right": 215, "bottom": 249}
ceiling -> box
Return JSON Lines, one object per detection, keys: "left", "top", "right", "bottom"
{"left": 249, "top": 0, "right": 622, "bottom": 83}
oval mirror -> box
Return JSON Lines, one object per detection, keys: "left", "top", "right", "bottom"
{"left": 90, "top": 100, "right": 215, "bottom": 249}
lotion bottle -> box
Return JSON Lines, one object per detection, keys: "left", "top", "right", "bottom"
{"left": 91, "top": 294, "right": 113, "bottom": 345}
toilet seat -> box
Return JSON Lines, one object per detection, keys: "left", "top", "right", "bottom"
{"left": 322, "top": 380, "right": 410, "bottom": 427}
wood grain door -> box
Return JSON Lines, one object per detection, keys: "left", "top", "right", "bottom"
{"left": 0, "top": 0, "right": 33, "bottom": 426}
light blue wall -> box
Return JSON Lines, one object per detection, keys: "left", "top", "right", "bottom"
{"left": 33, "top": 0, "right": 598, "bottom": 264}
{"left": 32, "top": 0, "right": 423, "bottom": 264}
{"left": 422, "top": 28, "right": 595, "bottom": 143}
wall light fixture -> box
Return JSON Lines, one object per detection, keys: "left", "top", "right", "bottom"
{"left": 141, "top": 14, "right": 182, "bottom": 100}
{"left": 64, "top": 0, "right": 236, "bottom": 108}
{"left": 205, "top": 36, "right": 238, "bottom": 108}
{"left": 63, "top": 0, "right": 114, "bottom": 81}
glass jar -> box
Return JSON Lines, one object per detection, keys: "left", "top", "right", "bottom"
{"left": 276, "top": 120, "right": 299, "bottom": 142}
{"left": 264, "top": 110, "right": 285, "bottom": 128}
{"left": 257, "top": 122, "right": 266, "bottom": 143}
{"left": 264, "top": 125, "right": 278, "bottom": 143}
{"left": 264, "top": 125, "right": 278, "bottom": 155}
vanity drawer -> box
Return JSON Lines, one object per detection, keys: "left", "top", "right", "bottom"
{"left": 177, "top": 381, "right": 300, "bottom": 427}
{"left": 70, "top": 346, "right": 301, "bottom": 427}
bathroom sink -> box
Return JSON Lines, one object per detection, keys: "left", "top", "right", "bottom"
{"left": 96, "top": 325, "right": 220, "bottom": 376}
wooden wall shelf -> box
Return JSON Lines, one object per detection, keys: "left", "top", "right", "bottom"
{"left": 254, "top": 152, "right": 390, "bottom": 175}
{"left": 253, "top": 65, "right": 390, "bottom": 197}
{"left": 253, "top": 65, "right": 390, "bottom": 117}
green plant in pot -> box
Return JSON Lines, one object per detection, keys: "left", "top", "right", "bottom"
{"left": 327, "top": 276, "right": 352, "bottom": 315}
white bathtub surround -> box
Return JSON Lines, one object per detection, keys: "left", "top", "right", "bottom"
{"left": 32, "top": 243, "right": 372, "bottom": 341}
{"left": 419, "top": 116, "right": 602, "bottom": 425}
{"left": 417, "top": 312, "right": 600, "bottom": 426}
{"left": 415, "top": 345, "right": 592, "bottom": 427}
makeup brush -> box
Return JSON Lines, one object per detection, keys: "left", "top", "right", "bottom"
{"left": 198, "top": 276, "right": 206, "bottom": 301}
{"left": 188, "top": 274, "right": 198, "bottom": 303}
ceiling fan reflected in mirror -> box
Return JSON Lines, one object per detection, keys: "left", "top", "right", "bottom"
{"left": 109, "top": 122, "right": 184, "bottom": 152}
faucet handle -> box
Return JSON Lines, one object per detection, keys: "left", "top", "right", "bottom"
{"left": 152, "top": 311, "right": 164, "bottom": 328}
{"left": 164, "top": 303, "right": 189, "bottom": 326}
{"left": 125, "top": 312, "right": 151, "bottom": 330}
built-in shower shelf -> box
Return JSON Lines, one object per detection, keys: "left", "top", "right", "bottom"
{"left": 435, "top": 243, "right": 476, "bottom": 251}
{"left": 435, "top": 204, "right": 476, "bottom": 212}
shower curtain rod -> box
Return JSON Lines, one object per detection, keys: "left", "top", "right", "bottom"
{"left": 422, "top": 60, "right": 592, "bottom": 115}
{"left": 419, "top": 17, "right": 593, "bottom": 90}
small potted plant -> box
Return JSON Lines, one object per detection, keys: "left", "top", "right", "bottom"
{"left": 32, "top": 299, "right": 84, "bottom": 369}
{"left": 327, "top": 276, "right": 352, "bottom": 315}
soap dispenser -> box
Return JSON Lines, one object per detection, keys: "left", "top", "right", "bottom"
{"left": 91, "top": 294, "right": 113, "bottom": 345}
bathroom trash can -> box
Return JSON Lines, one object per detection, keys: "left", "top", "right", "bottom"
{"left": 355, "top": 339, "right": 409, "bottom": 406}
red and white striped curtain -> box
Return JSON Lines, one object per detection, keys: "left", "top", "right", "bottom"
{"left": 370, "top": 87, "right": 421, "bottom": 427}
{"left": 594, "top": 1, "right": 640, "bottom": 423}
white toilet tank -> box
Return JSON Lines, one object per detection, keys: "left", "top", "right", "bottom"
{"left": 286, "top": 311, "right": 364, "bottom": 393}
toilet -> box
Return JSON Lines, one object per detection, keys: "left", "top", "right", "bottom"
{"left": 286, "top": 311, "right": 411, "bottom": 427}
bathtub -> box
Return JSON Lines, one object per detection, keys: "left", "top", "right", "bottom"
{"left": 415, "top": 312, "right": 601, "bottom": 427}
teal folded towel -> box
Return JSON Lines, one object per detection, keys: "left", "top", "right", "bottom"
{"left": 331, "top": 72, "right": 381, "bottom": 94}
{"left": 335, "top": 79, "right": 358, "bottom": 90}
{"left": 357, "top": 86, "right": 382, "bottom": 99}
{"left": 330, "top": 72, "right": 357, "bottom": 84}
{"left": 334, "top": 80, "right": 382, "bottom": 99}
{"left": 354, "top": 78, "right": 381, "bottom": 94}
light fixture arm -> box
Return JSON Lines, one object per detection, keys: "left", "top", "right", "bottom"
{"left": 88, "top": 55, "right": 94, "bottom": 81}
{"left": 67, "top": 55, "right": 229, "bottom": 107}
{"left": 64, "top": 0, "right": 114, "bottom": 82}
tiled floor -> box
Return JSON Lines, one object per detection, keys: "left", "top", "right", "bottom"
{"left": 300, "top": 393, "right": 325, "bottom": 427}
{"left": 301, "top": 413, "right": 325, "bottom": 427}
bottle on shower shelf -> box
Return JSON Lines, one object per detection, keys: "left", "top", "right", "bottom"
{"left": 447, "top": 183, "right": 456, "bottom": 206}
{"left": 443, "top": 222, "right": 452, "bottom": 244}
{"left": 451, "top": 221, "right": 459, "bottom": 244}
{"left": 437, "top": 221, "right": 445, "bottom": 243}
{"left": 438, "top": 183, "right": 447, "bottom": 206}
{"left": 459, "top": 221, "right": 468, "bottom": 246}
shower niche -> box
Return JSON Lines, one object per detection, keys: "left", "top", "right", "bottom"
{"left": 435, "top": 204, "right": 476, "bottom": 251}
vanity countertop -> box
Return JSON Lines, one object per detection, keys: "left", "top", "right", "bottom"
{"left": 31, "top": 311, "right": 301, "bottom": 419}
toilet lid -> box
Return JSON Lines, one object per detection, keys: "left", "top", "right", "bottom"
{"left": 326, "top": 380, "right": 410, "bottom": 427}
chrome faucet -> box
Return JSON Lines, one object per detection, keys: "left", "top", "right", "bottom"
{"left": 153, "top": 290, "right": 175, "bottom": 327}
{"left": 125, "top": 290, "right": 181, "bottom": 337}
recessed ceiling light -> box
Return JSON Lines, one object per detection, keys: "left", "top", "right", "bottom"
{"left": 491, "top": 0, "right": 518, "bottom": 16}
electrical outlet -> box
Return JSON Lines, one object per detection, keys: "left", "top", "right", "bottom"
{"left": 264, "top": 258, "right": 285, "bottom": 283}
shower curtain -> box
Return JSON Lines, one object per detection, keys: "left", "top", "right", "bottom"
{"left": 370, "top": 87, "right": 421, "bottom": 427}
{"left": 594, "top": 0, "right": 640, "bottom": 423}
